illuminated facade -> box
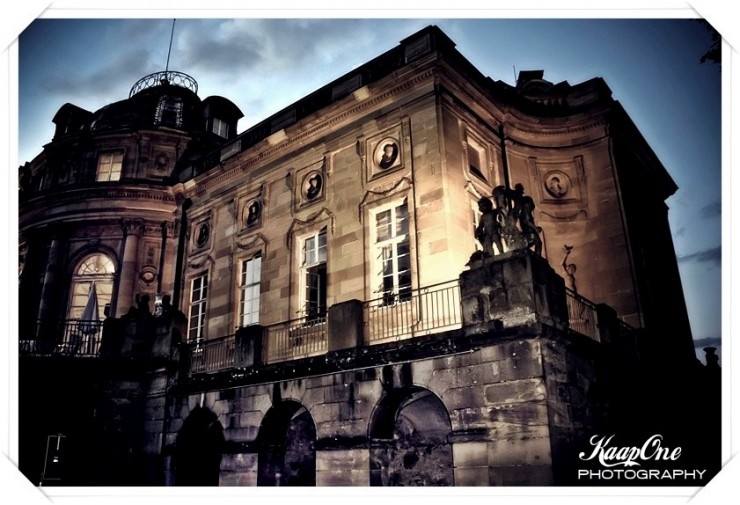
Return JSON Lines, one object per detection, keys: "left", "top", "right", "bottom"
{"left": 18, "top": 26, "right": 714, "bottom": 487}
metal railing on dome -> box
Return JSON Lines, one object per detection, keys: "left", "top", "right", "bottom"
{"left": 129, "top": 70, "right": 198, "bottom": 97}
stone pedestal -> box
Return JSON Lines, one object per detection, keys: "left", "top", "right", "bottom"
{"left": 328, "top": 299, "right": 364, "bottom": 351}
{"left": 235, "top": 325, "right": 263, "bottom": 368}
{"left": 460, "top": 250, "right": 568, "bottom": 334}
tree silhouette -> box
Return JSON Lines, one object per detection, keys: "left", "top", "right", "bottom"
{"left": 697, "top": 19, "right": 721, "bottom": 66}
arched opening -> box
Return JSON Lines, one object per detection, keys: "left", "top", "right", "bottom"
{"left": 67, "top": 253, "right": 116, "bottom": 320}
{"left": 62, "top": 253, "right": 116, "bottom": 354}
{"left": 174, "top": 406, "right": 224, "bottom": 486}
{"left": 369, "top": 387, "right": 454, "bottom": 486}
{"left": 257, "top": 401, "right": 316, "bottom": 486}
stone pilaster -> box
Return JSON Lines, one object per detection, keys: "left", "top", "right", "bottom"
{"left": 116, "top": 219, "right": 144, "bottom": 316}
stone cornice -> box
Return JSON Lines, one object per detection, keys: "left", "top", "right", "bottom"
{"left": 505, "top": 117, "right": 609, "bottom": 141}
{"left": 189, "top": 68, "right": 438, "bottom": 197}
{"left": 22, "top": 185, "right": 176, "bottom": 210}
{"left": 435, "top": 63, "right": 611, "bottom": 144}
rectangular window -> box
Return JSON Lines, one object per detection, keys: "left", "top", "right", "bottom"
{"left": 239, "top": 255, "right": 262, "bottom": 327}
{"left": 96, "top": 151, "right": 123, "bottom": 182}
{"left": 301, "top": 228, "right": 327, "bottom": 321}
{"left": 156, "top": 96, "right": 183, "bottom": 127}
{"left": 188, "top": 273, "right": 208, "bottom": 342}
{"left": 374, "top": 201, "right": 411, "bottom": 305}
{"left": 467, "top": 141, "right": 487, "bottom": 182}
{"left": 212, "top": 118, "right": 229, "bottom": 138}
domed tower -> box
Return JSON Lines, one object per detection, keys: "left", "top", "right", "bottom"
{"left": 18, "top": 70, "right": 242, "bottom": 349}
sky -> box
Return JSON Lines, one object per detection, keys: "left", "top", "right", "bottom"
{"left": 15, "top": 16, "right": 722, "bottom": 362}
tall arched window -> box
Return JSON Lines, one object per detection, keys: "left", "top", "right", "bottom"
{"left": 67, "top": 253, "right": 116, "bottom": 320}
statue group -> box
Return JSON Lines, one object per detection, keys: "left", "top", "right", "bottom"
{"left": 473, "top": 183, "right": 542, "bottom": 260}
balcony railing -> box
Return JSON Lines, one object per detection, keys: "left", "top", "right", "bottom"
{"left": 363, "top": 280, "right": 462, "bottom": 344}
{"left": 19, "top": 319, "right": 103, "bottom": 357}
{"left": 185, "top": 335, "right": 236, "bottom": 374}
{"left": 565, "top": 288, "right": 599, "bottom": 341}
{"left": 263, "top": 317, "right": 328, "bottom": 364}
{"left": 21, "top": 280, "right": 621, "bottom": 375}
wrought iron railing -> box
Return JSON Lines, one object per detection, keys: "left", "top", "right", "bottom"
{"left": 565, "top": 288, "right": 599, "bottom": 341}
{"left": 363, "top": 280, "right": 462, "bottom": 344}
{"left": 19, "top": 319, "right": 103, "bottom": 357}
{"left": 129, "top": 70, "right": 198, "bottom": 97}
{"left": 21, "top": 282, "right": 623, "bottom": 375}
{"left": 185, "top": 335, "right": 236, "bottom": 374}
{"left": 263, "top": 317, "right": 328, "bottom": 364}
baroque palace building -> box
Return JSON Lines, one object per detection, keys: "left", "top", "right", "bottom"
{"left": 18, "top": 26, "right": 718, "bottom": 486}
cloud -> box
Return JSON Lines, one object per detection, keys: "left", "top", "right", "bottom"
{"left": 165, "top": 19, "right": 429, "bottom": 125}
{"left": 693, "top": 337, "right": 721, "bottom": 348}
{"left": 677, "top": 246, "right": 721, "bottom": 265}
{"left": 699, "top": 201, "right": 721, "bottom": 219}
{"left": 173, "top": 19, "right": 419, "bottom": 82}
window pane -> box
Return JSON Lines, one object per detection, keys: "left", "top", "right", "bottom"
{"left": 241, "top": 261, "right": 248, "bottom": 286}
{"left": 67, "top": 254, "right": 115, "bottom": 321}
{"left": 376, "top": 210, "right": 391, "bottom": 242}
{"left": 397, "top": 241, "right": 410, "bottom": 267}
{"left": 96, "top": 151, "right": 124, "bottom": 182}
{"left": 253, "top": 256, "right": 262, "bottom": 280}
{"left": 188, "top": 274, "right": 208, "bottom": 340}
{"left": 240, "top": 257, "right": 261, "bottom": 327}
{"left": 396, "top": 203, "right": 409, "bottom": 235}
{"left": 318, "top": 233, "right": 327, "bottom": 262}
{"left": 305, "top": 236, "right": 315, "bottom": 265}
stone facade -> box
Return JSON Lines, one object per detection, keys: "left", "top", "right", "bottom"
{"left": 18, "top": 26, "right": 713, "bottom": 487}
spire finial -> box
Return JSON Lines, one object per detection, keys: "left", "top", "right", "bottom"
{"left": 165, "top": 19, "right": 176, "bottom": 74}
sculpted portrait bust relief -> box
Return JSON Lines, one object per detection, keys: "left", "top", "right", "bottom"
{"left": 304, "top": 172, "right": 323, "bottom": 200}
{"left": 376, "top": 140, "right": 399, "bottom": 170}
{"left": 246, "top": 200, "right": 261, "bottom": 227}
{"left": 544, "top": 171, "right": 570, "bottom": 198}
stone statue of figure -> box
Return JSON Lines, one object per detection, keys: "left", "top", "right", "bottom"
{"left": 492, "top": 185, "right": 520, "bottom": 251}
{"left": 474, "top": 197, "right": 503, "bottom": 257}
{"left": 561, "top": 244, "right": 577, "bottom": 293}
{"left": 470, "top": 183, "right": 544, "bottom": 265}
{"left": 509, "top": 183, "right": 543, "bottom": 256}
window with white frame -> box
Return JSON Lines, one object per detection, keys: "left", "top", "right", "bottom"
{"left": 300, "top": 228, "right": 327, "bottom": 322}
{"left": 373, "top": 200, "right": 411, "bottom": 306}
{"left": 188, "top": 273, "right": 208, "bottom": 342}
{"left": 212, "top": 118, "right": 229, "bottom": 138}
{"left": 96, "top": 151, "right": 123, "bottom": 182}
{"left": 239, "top": 254, "right": 262, "bottom": 327}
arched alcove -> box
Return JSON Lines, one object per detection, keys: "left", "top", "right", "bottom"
{"left": 257, "top": 400, "right": 316, "bottom": 486}
{"left": 174, "top": 406, "right": 224, "bottom": 486}
{"left": 67, "top": 252, "right": 116, "bottom": 320}
{"left": 369, "top": 387, "right": 454, "bottom": 486}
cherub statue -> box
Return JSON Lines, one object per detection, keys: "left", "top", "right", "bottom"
{"left": 492, "top": 185, "right": 520, "bottom": 251}
{"left": 474, "top": 197, "right": 503, "bottom": 258}
{"left": 509, "top": 183, "right": 542, "bottom": 256}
